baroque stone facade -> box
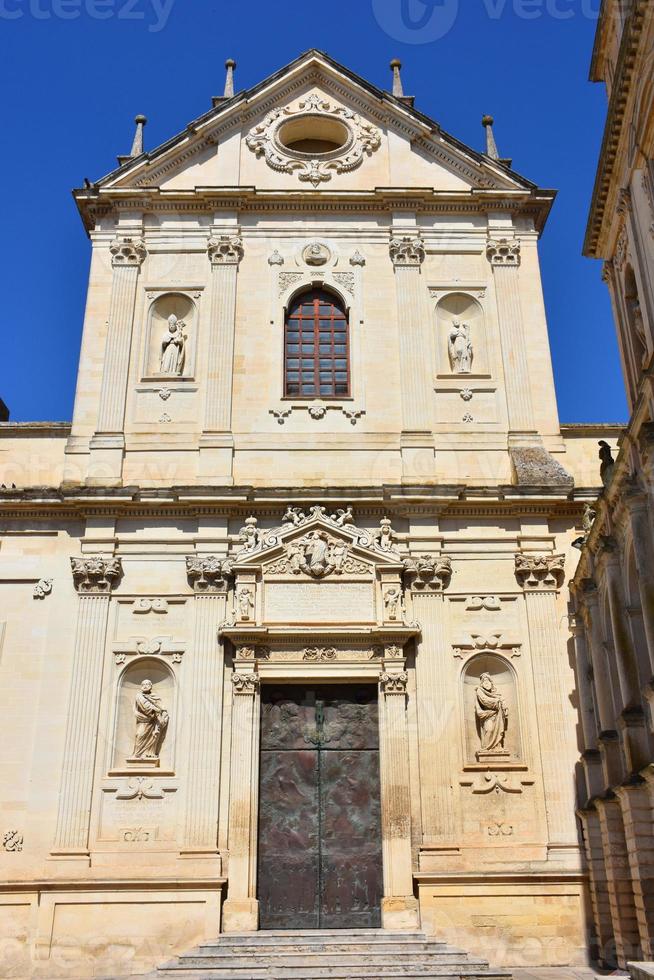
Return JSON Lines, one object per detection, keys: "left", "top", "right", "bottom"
{"left": 573, "top": 1, "right": 654, "bottom": 970}
{"left": 0, "top": 50, "right": 622, "bottom": 978}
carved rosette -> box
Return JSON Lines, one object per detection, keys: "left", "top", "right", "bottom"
{"left": 403, "top": 555, "right": 452, "bottom": 593}
{"left": 379, "top": 670, "right": 408, "bottom": 695}
{"left": 186, "top": 555, "right": 233, "bottom": 593}
{"left": 70, "top": 557, "right": 123, "bottom": 594}
{"left": 110, "top": 236, "right": 147, "bottom": 268}
{"left": 245, "top": 94, "right": 381, "bottom": 188}
{"left": 207, "top": 235, "right": 244, "bottom": 266}
{"left": 486, "top": 238, "right": 521, "bottom": 268}
{"left": 514, "top": 554, "right": 565, "bottom": 591}
{"left": 389, "top": 236, "right": 425, "bottom": 268}
{"left": 232, "top": 672, "right": 260, "bottom": 695}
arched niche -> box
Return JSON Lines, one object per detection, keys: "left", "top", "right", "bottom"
{"left": 462, "top": 653, "right": 520, "bottom": 763}
{"left": 144, "top": 292, "right": 196, "bottom": 379}
{"left": 436, "top": 292, "right": 488, "bottom": 377}
{"left": 112, "top": 658, "right": 175, "bottom": 772}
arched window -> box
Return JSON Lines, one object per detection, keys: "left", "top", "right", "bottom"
{"left": 284, "top": 289, "right": 350, "bottom": 398}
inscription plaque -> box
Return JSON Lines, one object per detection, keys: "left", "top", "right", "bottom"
{"left": 264, "top": 582, "right": 375, "bottom": 623}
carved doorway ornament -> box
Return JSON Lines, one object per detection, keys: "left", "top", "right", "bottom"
{"left": 246, "top": 94, "right": 382, "bottom": 187}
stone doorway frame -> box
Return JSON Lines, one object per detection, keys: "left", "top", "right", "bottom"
{"left": 220, "top": 627, "right": 420, "bottom": 933}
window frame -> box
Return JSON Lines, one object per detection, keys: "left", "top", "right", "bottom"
{"left": 283, "top": 288, "right": 351, "bottom": 400}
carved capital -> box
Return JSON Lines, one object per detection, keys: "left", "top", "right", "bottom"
{"left": 70, "top": 556, "right": 123, "bottom": 594}
{"left": 207, "top": 235, "right": 244, "bottom": 266}
{"left": 514, "top": 553, "right": 565, "bottom": 591}
{"left": 379, "top": 670, "right": 408, "bottom": 695}
{"left": 186, "top": 555, "right": 233, "bottom": 593}
{"left": 110, "top": 236, "right": 147, "bottom": 268}
{"left": 601, "top": 260, "right": 614, "bottom": 284}
{"left": 403, "top": 554, "right": 452, "bottom": 592}
{"left": 617, "top": 187, "right": 633, "bottom": 216}
{"left": 486, "top": 238, "right": 521, "bottom": 268}
{"left": 389, "top": 236, "right": 425, "bottom": 267}
{"left": 232, "top": 671, "right": 260, "bottom": 695}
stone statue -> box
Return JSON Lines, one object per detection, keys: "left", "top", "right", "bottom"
{"left": 599, "top": 440, "right": 615, "bottom": 488}
{"left": 130, "top": 680, "right": 169, "bottom": 762}
{"left": 160, "top": 315, "right": 186, "bottom": 375}
{"left": 475, "top": 673, "right": 508, "bottom": 752}
{"left": 236, "top": 587, "right": 254, "bottom": 620}
{"left": 384, "top": 587, "right": 401, "bottom": 621}
{"left": 448, "top": 321, "right": 473, "bottom": 374}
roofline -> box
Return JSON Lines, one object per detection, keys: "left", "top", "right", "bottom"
{"left": 589, "top": 0, "right": 610, "bottom": 82}
{"left": 76, "top": 49, "right": 542, "bottom": 217}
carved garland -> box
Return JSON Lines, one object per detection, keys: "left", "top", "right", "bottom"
{"left": 246, "top": 94, "right": 382, "bottom": 188}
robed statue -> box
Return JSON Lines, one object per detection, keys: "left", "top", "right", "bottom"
{"left": 130, "top": 679, "right": 169, "bottom": 762}
{"left": 474, "top": 672, "right": 508, "bottom": 751}
{"left": 160, "top": 315, "right": 186, "bottom": 375}
{"left": 448, "top": 321, "right": 473, "bottom": 374}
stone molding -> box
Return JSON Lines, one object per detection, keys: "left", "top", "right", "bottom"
{"left": 404, "top": 555, "right": 452, "bottom": 592}
{"left": 70, "top": 556, "right": 123, "bottom": 594}
{"left": 110, "top": 236, "right": 147, "bottom": 267}
{"left": 486, "top": 238, "right": 521, "bottom": 268}
{"left": 245, "top": 93, "right": 381, "bottom": 187}
{"left": 186, "top": 555, "right": 233, "bottom": 593}
{"left": 514, "top": 553, "right": 565, "bottom": 591}
{"left": 207, "top": 235, "right": 244, "bottom": 266}
{"left": 389, "top": 236, "right": 425, "bottom": 267}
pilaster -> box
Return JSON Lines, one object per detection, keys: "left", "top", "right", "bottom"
{"left": 52, "top": 557, "right": 123, "bottom": 864}
{"left": 222, "top": 664, "right": 260, "bottom": 933}
{"left": 616, "top": 778, "right": 654, "bottom": 959}
{"left": 378, "top": 648, "right": 420, "bottom": 931}
{"left": 577, "top": 807, "right": 615, "bottom": 966}
{"left": 596, "top": 796, "right": 641, "bottom": 967}
{"left": 389, "top": 235, "right": 434, "bottom": 477}
{"left": 89, "top": 236, "right": 147, "bottom": 485}
{"left": 199, "top": 234, "right": 244, "bottom": 482}
{"left": 487, "top": 238, "right": 537, "bottom": 441}
{"left": 181, "top": 557, "right": 232, "bottom": 867}
{"left": 515, "top": 553, "right": 578, "bottom": 857}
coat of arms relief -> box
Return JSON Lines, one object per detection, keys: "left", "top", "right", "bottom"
{"left": 264, "top": 529, "right": 371, "bottom": 579}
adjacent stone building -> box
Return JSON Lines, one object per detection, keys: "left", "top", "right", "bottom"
{"left": 572, "top": 0, "right": 654, "bottom": 970}
{"left": 0, "top": 50, "right": 619, "bottom": 977}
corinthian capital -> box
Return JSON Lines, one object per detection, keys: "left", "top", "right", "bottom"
{"left": 70, "top": 556, "right": 123, "bottom": 594}
{"left": 207, "top": 235, "right": 244, "bottom": 266}
{"left": 389, "top": 235, "right": 425, "bottom": 267}
{"left": 403, "top": 554, "right": 452, "bottom": 593}
{"left": 186, "top": 555, "right": 233, "bottom": 593}
{"left": 486, "top": 238, "right": 521, "bottom": 268}
{"left": 514, "top": 553, "right": 565, "bottom": 591}
{"left": 110, "top": 236, "right": 147, "bottom": 267}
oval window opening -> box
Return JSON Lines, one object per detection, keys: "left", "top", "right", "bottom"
{"left": 278, "top": 117, "right": 349, "bottom": 156}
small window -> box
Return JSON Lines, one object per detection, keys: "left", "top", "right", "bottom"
{"left": 284, "top": 289, "right": 350, "bottom": 398}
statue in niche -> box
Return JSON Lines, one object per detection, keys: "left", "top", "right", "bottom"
{"left": 159, "top": 315, "right": 187, "bottom": 375}
{"left": 448, "top": 321, "right": 473, "bottom": 374}
{"left": 236, "top": 587, "right": 254, "bottom": 620}
{"left": 384, "top": 587, "right": 401, "bottom": 621}
{"left": 129, "top": 679, "right": 169, "bottom": 764}
{"left": 599, "top": 440, "right": 615, "bottom": 488}
{"left": 474, "top": 672, "right": 508, "bottom": 752}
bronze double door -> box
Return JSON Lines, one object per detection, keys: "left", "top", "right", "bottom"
{"left": 257, "top": 683, "right": 383, "bottom": 929}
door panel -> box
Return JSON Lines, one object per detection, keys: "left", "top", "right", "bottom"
{"left": 257, "top": 684, "right": 383, "bottom": 930}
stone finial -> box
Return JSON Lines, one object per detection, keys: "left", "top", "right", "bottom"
{"left": 390, "top": 58, "right": 404, "bottom": 98}
{"left": 130, "top": 115, "right": 147, "bottom": 157}
{"left": 224, "top": 58, "right": 236, "bottom": 98}
{"left": 482, "top": 115, "right": 499, "bottom": 161}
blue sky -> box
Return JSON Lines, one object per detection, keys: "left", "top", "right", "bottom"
{"left": 1, "top": 0, "right": 627, "bottom": 423}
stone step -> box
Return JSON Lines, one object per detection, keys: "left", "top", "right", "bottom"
{"left": 200, "top": 931, "right": 432, "bottom": 945}
{"left": 173, "top": 957, "right": 487, "bottom": 971}
{"left": 155, "top": 971, "right": 509, "bottom": 980}
{"left": 192, "top": 944, "right": 468, "bottom": 957}
{"left": 157, "top": 965, "right": 506, "bottom": 978}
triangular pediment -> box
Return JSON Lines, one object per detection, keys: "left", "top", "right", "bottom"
{"left": 84, "top": 50, "right": 536, "bottom": 198}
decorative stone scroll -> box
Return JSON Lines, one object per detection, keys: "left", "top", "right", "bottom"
{"left": 186, "top": 555, "right": 233, "bottom": 593}
{"left": 70, "top": 556, "right": 123, "bottom": 594}
{"left": 2, "top": 830, "right": 23, "bottom": 852}
{"left": 514, "top": 554, "right": 565, "bottom": 591}
{"left": 33, "top": 579, "right": 52, "bottom": 599}
{"left": 486, "top": 238, "right": 521, "bottom": 268}
{"left": 404, "top": 555, "right": 452, "bottom": 592}
{"left": 389, "top": 236, "right": 425, "bottom": 267}
{"left": 110, "top": 236, "right": 147, "bottom": 268}
{"left": 379, "top": 670, "right": 408, "bottom": 695}
{"left": 207, "top": 235, "right": 243, "bottom": 266}
{"left": 232, "top": 672, "right": 260, "bottom": 695}
{"left": 245, "top": 94, "right": 382, "bottom": 187}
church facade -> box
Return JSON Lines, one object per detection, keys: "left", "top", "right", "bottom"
{"left": 0, "top": 51, "right": 619, "bottom": 977}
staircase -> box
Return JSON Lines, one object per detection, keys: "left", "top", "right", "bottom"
{"left": 146, "top": 929, "right": 512, "bottom": 980}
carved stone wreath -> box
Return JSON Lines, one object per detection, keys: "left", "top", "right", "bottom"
{"left": 246, "top": 94, "right": 382, "bottom": 188}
